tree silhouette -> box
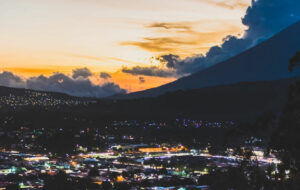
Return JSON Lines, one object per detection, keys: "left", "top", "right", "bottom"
{"left": 270, "top": 52, "right": 300, "bottom": 187}
{"left": 88, "top": 168, "right": 99, "bottom": 177}
{"left": 289, "top": 52, "right": 300, "bottom": 72}
{"left": 100, "top": 181, "right": 112, "bottom": 190}
{"left": 43, "top": 171, "right": 74, "bottom": 190}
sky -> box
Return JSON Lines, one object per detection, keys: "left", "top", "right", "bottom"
{"left": 0, "top": 0, "right": 250, "bottom": 93}
{"left": 1, "top": 0, "right": 299, "bottom": 97}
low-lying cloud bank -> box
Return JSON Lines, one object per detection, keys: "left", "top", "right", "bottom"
{"left": 139, "top": 76, "right": 146, "bottom": 84}
{"left": 122, "top": 0, "right": 300, "bottom": 77}
{"left": 0, "top": 69, "right": 126, "bottom": 98}
{"left": 99, "top": 72, "right": 112, "bottom": 79}
{"left": 122, "top": 66, "right": 177, "bottom": 78}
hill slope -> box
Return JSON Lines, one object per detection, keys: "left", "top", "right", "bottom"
{"left": 0, "top": 85, "right": 79, "bottom": 99}
{"left": 118, "top": 20, "right": 300, "bottom": 99}
{"left": 104, "top": 77, "right": 300, "bottom": 121}
{"left": 0, "top": 77, "right": 298, "bottom": 121}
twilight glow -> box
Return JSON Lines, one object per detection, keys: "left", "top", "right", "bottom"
{"left": 0, "top": 0, "right": 250, "bottom": 93}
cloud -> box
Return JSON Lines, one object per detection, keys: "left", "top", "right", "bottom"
{"left": 202, "top": 0, "right": 249, "bottom": 10}
{"left": 123, "top": 0, "right": 300, "bottom": 78}
{"left": 242, "top": 0, "right": 300, "bottom": 41}
{"left": 119, "top": 31, "right": 230, "bottom": 55}
{"left": 120, "top": 37, "right": 198, "bottom": 53}
{"left": 0, "top": 71, "right": 25, "bottom": 88}
{"left": 148, "top": 22, "right": 192, "bottom": 30}
{"left": 139, "top": 76, "right": 146, "bottom": 83}
{"left": 177, "top": 0, "right": 300, "bottom": 74}
{"left": 100, "top": 72, "right": 112, "bottom": 79}
{"left": 160, "top": 35, "right": 253, "bottom": 75}
{"left": 72, "top": 67, "right": 92, "bottom": 79}
{"left": 120, "top": 21, "right": 236, "bottom": 55}
{"left": 0, "top": 71, "right": 126, "bottom": 98}
{"left": 122, "top": 66, "right": 177, "bottom": 78}
{"left": 122, "top": 35, "right": 252, "bottom": 77}
{"left": 61, "top": 52, "right": 142, "bottom": 65}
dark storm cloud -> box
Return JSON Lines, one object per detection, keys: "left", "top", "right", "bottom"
{"left": 164, "top": 35, "right": 253, "bottom": 75}
{"left": 72, "top": 67, "right": 92, "bottom": 79}
{"left": 242, "top": 0, "right": 300, "bottom": 40}
{"left": 139, "top": 76, "right": 146, "bottom": 83}
{"left": 100, "top": 72, "right": 112, "bottom": 79}
{"left": 122, "top": 0, "right": 300, "bottom": 78}
{"left": 169, "top": 0, "right": 300, "bottom": 75}
{"left": 0, "top": 71, "right": 126, "bottom": 98}
{"left": 122, "top": 66, "right": 177, "bottom": 77}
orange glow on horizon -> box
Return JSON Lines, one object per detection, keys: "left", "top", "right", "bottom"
{"left": 0, "top": 0, "right": 251, "bottom": 93}
{"left": 111, "top": 71, "right": 176, "bottom": 93}
{"left": 0, "top": 67, "right": 176, "bottom": 93}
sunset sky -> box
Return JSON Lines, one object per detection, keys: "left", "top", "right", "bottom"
{"left": 0, "top": 0, "right": 251, "bottom": 92}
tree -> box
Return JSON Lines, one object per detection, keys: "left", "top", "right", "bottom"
{"left": 43, "top": 171, "right": 74, "bottom": 190}
{"left": 114, "top": 183, "right": 131, "bottom": 190}
{"left": 198, "top": 167, "right": 249, "bottom": 190}
{"left": 6, "top": 184, "right": 19, "bottom": 190}
{"left": 88, "top": 168, "right": 99, "bottom": 177}
{"left": 289, "top": 52, "right": 300, "bottom": 72}
{"left": 101, "top": 181, "right": 112, "bottom": 190}
{"left": 271, "top": 80, "right": 300, "bottom": 178}
{"left": 270, "top": 52, "right": 300, "bottom": 188}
